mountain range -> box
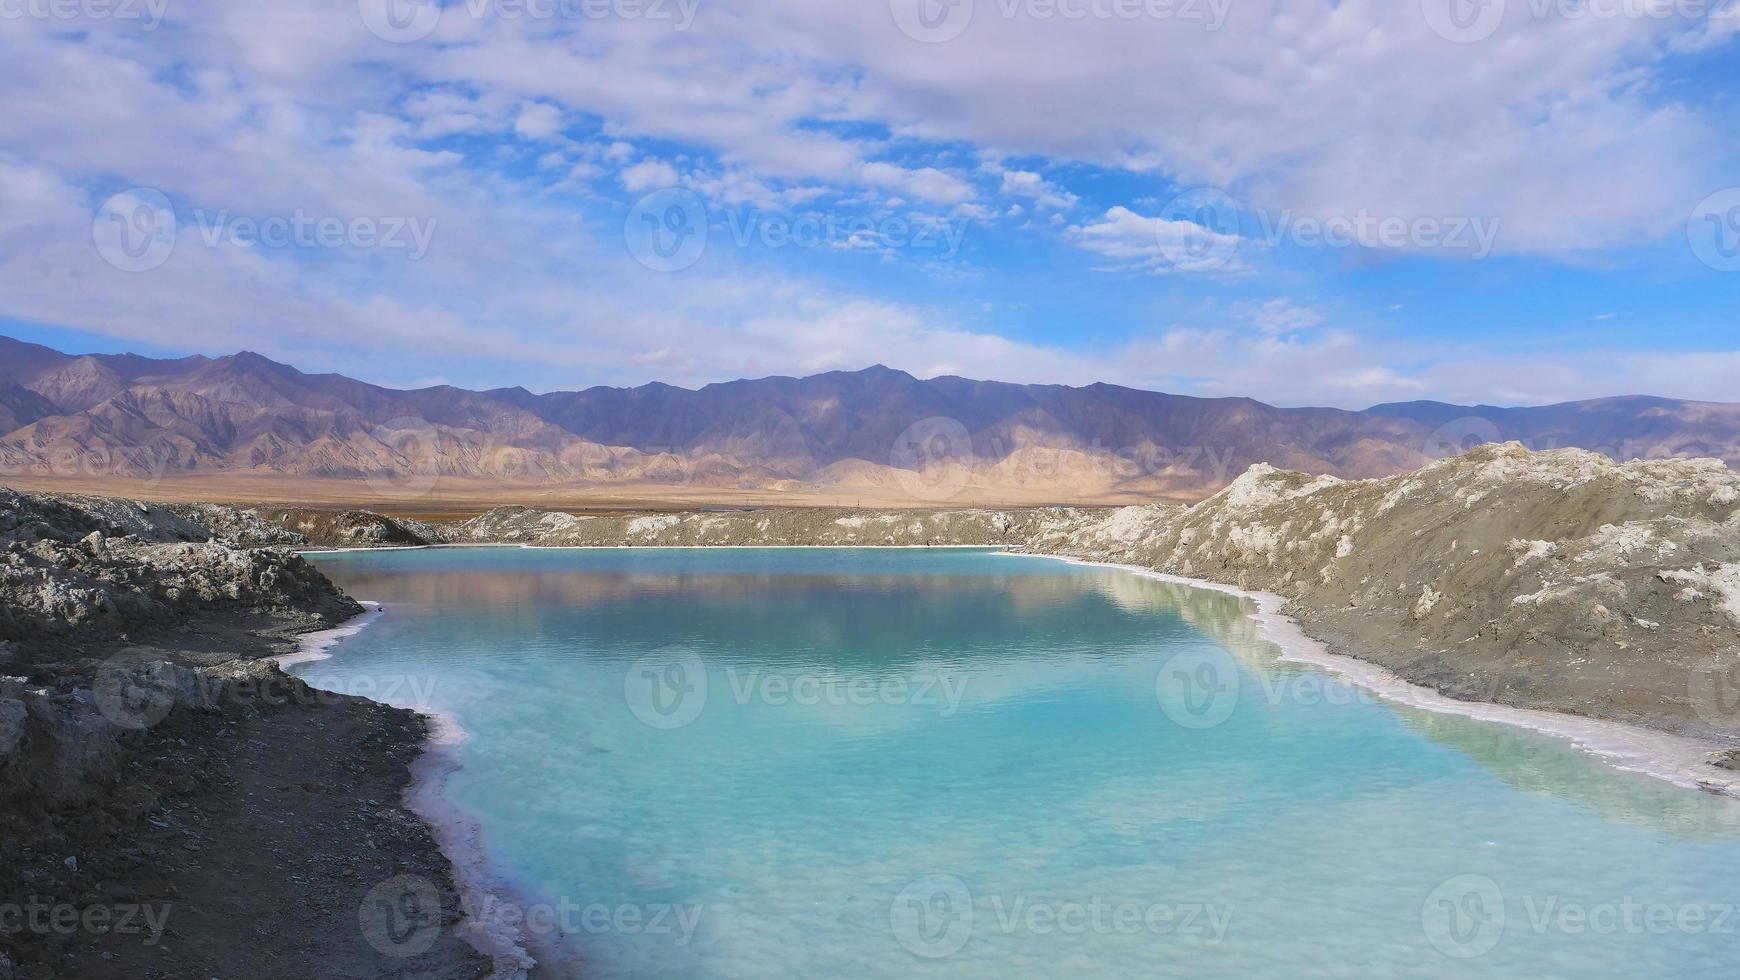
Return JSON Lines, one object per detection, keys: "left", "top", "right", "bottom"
{"left": 1, "top": 335, "right": 1735, "bottom": 505}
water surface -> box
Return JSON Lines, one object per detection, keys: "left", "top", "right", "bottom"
{"left": 303, "top": 548, "right": 1740, "bottom": 978}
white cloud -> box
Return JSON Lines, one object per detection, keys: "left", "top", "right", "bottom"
{"left": 859, "top": 163, "right": 975, "bottom": 205}
{"left": 620, "top": 158, "right": 681, "bottom": 192}
{"left": 0, "top": 0, "right": 1735, "bottom": 411}
{"left": 512, "top": 102, "right": 565, "bottom": 141}
{"left": 1234, "top": 299, "right": 1326, "bottom": 335}
{"left": 996, "top": 168, "right": 1078, "bottom": 209}
{"left": 1071, "top": 206, "right": 1246, "bottom": 274}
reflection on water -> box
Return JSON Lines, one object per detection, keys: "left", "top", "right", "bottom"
{"left": 1082, "top": 571, "right": 1740, "bottom": 838}
{"left": 305, "top": 548, "right": 1740, "bottom": 980}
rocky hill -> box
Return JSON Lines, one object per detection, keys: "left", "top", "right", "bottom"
{"left": 2, "top": 335, "right": 1736, "bottom": 503}
{"left": 1031, "top": 443, "right": 1740, "bottom": 738}
{"left": 0, "top": 489, "right": 357, "bottom": 665}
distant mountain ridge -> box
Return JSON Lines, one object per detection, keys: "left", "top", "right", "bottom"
{"left": 0, "top": 335, "right": 1735, "bottom": 502}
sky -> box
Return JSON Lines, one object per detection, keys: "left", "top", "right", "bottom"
{"left": 1, "top": 0, "right": 1738, "bottom": 408}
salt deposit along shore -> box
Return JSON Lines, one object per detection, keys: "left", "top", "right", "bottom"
{"left": 1022, "top": 555, "right": 1740, "bottom": 797}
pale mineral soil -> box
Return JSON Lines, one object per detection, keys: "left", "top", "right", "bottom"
{"left": 0, "top": 472, "right": 1171, "bottom": 515}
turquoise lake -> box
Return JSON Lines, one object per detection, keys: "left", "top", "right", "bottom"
{"left": 303, "top": 547, "right": 1740, "bottom": 978}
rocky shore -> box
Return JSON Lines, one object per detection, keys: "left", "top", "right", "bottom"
{"left": 0, "top": 489, "right": 489, "bottom": 979}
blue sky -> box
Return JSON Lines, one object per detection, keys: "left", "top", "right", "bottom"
{"left": 1, "top": 0, "right": 1738, "bottom": 408}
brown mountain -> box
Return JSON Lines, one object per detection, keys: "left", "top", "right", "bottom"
{"left": 0, "top": 335, "right": 1734, "bottom": 505}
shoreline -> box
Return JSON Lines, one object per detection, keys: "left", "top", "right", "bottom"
{"left": 268, "top": 599, "right": 384, "bottom": 669}
{"left": 288, "top": 541, "right": 1740, "bottom": 979}
{"left": 276, "top": 601, "right": 541, "bottom": 978}
{"left": 405, "top": 710, "right": 540, "bottom": 979}
{"left": 1019, "top": 553, "right": 1740, "bottom": 799}
{"left": 297, "top": 543, "right": 1003, "bottom": 554}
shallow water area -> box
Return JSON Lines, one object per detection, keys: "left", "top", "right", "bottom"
{"left": 300, "top": 547, "right": 1740, "bottom": 978}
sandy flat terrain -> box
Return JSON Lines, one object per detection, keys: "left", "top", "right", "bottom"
{"left": 0, "top": 472, "right": 1173, "bottom": 516}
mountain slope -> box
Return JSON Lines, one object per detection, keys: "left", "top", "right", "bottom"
{"left": 0, "top": 335, "right": 1734, "bottom": 502}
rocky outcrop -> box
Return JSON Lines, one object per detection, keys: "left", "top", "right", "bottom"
{"left": 263, "top": 507, "right": 443, "bottom": 548}
{"left": 0, "top": 488, "right": 360, "bottom": 663}
{"left": 0, "top": 657, "right": 288, "bottom": 807}
{"left": 442, "top": 504, "right": 1086, "bottom": 548}
{"left": 0, "top": 486, "right": 362, "bottom": 804}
